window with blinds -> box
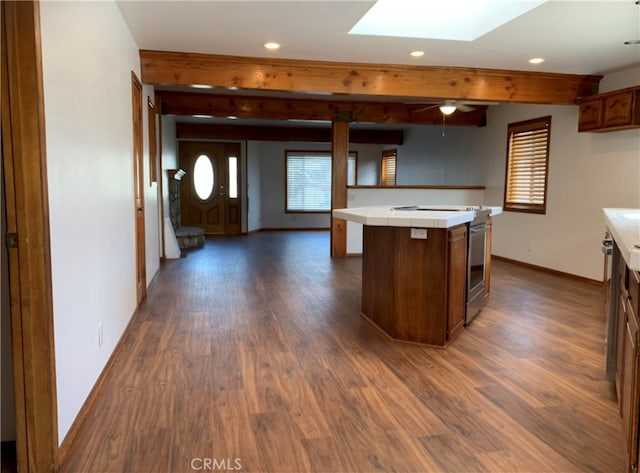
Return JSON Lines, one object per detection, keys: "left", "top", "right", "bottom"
{"left": 286, "top": 151, "right": 357, "bottom": 212}
{"left": 504, "top": 116, "right": 551, "bottom": 214}
{"left": 381, "top": 149, "right": 397, "bottom": 186}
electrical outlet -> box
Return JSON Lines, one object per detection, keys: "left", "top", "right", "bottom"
{"left": 97, "top": 323, "right": 103, "bottom": 348}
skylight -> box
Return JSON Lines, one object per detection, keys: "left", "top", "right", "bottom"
{"left": 349, "top": 0, "right": 547, "bottom": 42}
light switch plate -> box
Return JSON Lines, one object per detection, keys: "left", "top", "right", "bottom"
{"left": 410, "top": 228, "right": 428, "bottom": 239}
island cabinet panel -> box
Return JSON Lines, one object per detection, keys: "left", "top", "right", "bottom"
{"left": 611, "top": 243, "right": 640, "bottom": 473}
{"left": 447, "top": 225, "right": 468, "bottom": 340}
{"left": 361, "top": 224, "right": 467, "bottom": 346}
{"left": 362, "top": 226, "right": 400, "bottom": 337}
{"left": 622, "top": 307, "right": 639, "bottom": 473}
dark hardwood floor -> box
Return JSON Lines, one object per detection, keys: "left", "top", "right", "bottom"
{"left": 58, "top": 231, "right": 624, "bottom": 473}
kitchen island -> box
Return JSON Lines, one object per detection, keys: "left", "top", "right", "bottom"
{"left": 603, "top": 208, "right": 640, "bottom": 472}
{"left": 333, "top": 205, "right": 502, "bottom": 347}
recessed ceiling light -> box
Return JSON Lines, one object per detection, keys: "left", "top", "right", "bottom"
{"left": 228, "top": 86, "right": 239, "bottom": 91}
{"left": 410, "top": 50, "right": 425, "bottom": 57}
{"left": 529, "top": 57, "right": 545, "bottom": 64}
{"left": 227, "top": 116, "right": 238, "bottom": 120}
{"left": 264, "top": 42, "right": 281, "bottom": 50}
{"left": 192, "top": 114, "right": 213, "bottom": 118}
{"left": 190, "top": 84, "right": 213, "bottom": 89}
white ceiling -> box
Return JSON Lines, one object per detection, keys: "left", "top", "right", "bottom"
{"left": 117, "top": 0, "right": 640, "bottom": 76}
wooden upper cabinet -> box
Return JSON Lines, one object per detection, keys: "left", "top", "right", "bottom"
{"left": 604, "top": 92, "right": 635, "bottom": 127}
{"left": 578, "top": 98, "right": 603, "bottom": 131}
{"left": 579, "top": 86, "right": 640, "bottom": 132}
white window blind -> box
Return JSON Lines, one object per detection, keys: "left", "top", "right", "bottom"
{"left": 381, "top": 149, "right": 397, "bottom": 187}
{"left": 504, "top": 116, "right": 551, "bottom": 214}
{"left": 286, "top": 152, "right": 356, "bottom": 212}
{"left": 347, "top": 156, "right": 356, "bottom": 187}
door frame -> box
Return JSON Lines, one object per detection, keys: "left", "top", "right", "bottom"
{"left": 131, "top": 72, "right": 147, "bottom": 304}
{"left": 1, "top": 1, "right": 59, "bottom": 472}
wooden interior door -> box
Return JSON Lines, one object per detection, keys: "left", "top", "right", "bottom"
{"left": 131, "top": 73, "right": 146, "bottom": 304}
{"left": 178, "top": 141, "right": 241, "bottom": 235}
{"left": 2, "top": 2, "right": 58, "bottom": 471}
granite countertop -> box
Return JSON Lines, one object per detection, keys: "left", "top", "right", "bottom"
{"left": 333, "top": 205, "right": 503, "bottom": 229}
{"left": 603, "top": 208, "right": 640, "bottom": 271}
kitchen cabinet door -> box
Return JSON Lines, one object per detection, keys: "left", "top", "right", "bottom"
{"left": 622, "top": 303, "right": 640, "bottom": 472}
{"left": 578, "top": 99, "right": 603, "bottom": 131}
{"left": 617, "top": 289, "right": 628, "bottom": 414}
{"left": 447, "top": 224, "right": 467, "bottom": 341}
{"left": 604, "top": 92, "right": 634, "bottom": 128}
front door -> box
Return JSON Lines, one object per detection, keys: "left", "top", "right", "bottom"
{"left": 178, "top": 141, "right": 241, "bottom": 235}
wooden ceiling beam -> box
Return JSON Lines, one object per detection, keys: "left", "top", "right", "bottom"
{"left": 157, "top": 91, "right": 488, "bottom": 126}
{"left": 142, "top": 50, "right": 602, "bottom": 105}
{"left": 175, "top": 122, "right": 404, "bottom": 145}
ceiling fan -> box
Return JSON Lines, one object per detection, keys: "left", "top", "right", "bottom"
{"left": 411, "top": 99, "right": 499, "bottom": 115}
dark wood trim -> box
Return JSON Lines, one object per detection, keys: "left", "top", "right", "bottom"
{"left": 176, "top": 122, "right": 405, "bottom": 144}
{"left": 142, "top": 50, "right": 602, "bottom": 104}
{"left": 492, "top": 255, "right": 602, "bottom": 286}
{"left": 159, "top": 91, "right": 487, "bottom": 127}
{"left": 132, "top": 72, "right": 147, "bottom": 305}
{"left": 348, "top": 185, "right": 486, "bottom": 190}
{"left": 1, "top": 2, "right": 58, "bottom": 471}
{"left": 57, "top": 308, "right": 139, "bottom": 466}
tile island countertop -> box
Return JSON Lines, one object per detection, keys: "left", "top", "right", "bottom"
{"left": 603, "top": 208, "right": 640, "bottom": 271}
{"left": 333, "top": 205, "right": 503, "bottom": 229}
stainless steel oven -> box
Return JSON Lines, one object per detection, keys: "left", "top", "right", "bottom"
{"left": 466, "top": 209, "right": 491, "bottom": 324}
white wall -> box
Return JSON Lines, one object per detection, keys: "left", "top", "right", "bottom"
{"left": 161, "top": 115, "right": 177, "bottom": 219}
{"left": 247, "top": 141, "right": 262, "bottom": 232}
{"left": 160, "top": 115, "right": 179, "bottom": 257}
{"left": 40, "top": 0, "right": 159, "bottom": 443}
{"left": 143, "top": 83, "right": 161, "bottom": 282}
{"left": 482, "top": 66, "right": 640, "bottom": 280}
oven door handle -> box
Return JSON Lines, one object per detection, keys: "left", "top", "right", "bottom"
{"left": 470, "top": 224, "right": 489, "bottom": 233}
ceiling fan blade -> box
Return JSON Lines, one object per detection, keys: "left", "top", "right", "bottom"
{"left": 456, "top": 103, "right": 475, "bottom": 112}
{"left": 459, "top": 100, "right": 500, "bottom": 106}
{"left": 412, "top": 104, "right": 439, "bottom": 113}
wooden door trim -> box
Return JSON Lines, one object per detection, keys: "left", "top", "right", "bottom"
{"left": 131, "top": 72, "right": 147, "bottom": 304}
{"left": 1, "top": 1, "right": 59, "bottom": 471}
